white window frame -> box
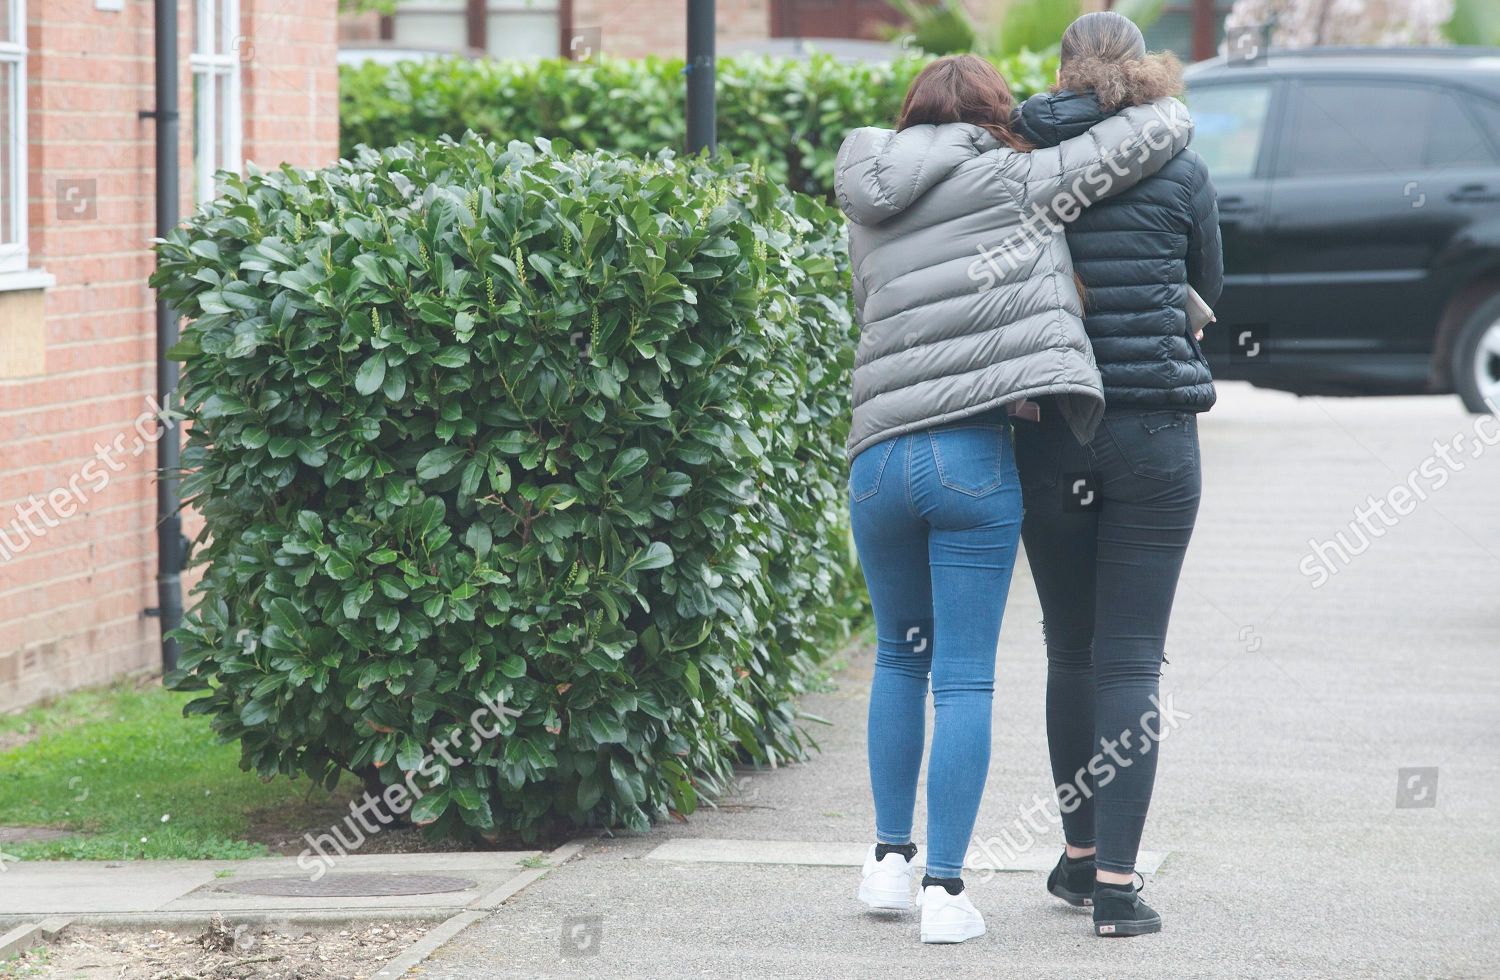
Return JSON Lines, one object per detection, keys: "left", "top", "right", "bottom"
{"left": 190, "top": 0, "right": 242, "bottom": 203}
{"left": 0, "top": 0, "right": 29, "bottom": 275}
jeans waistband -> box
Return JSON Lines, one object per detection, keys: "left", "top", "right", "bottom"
{"left": 936, "top": 406, "right": 1010, "bottom": 431}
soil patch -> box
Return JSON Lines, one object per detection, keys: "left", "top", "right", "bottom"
{"left": 0, "top": 918, "right": 427, "bottom": 980}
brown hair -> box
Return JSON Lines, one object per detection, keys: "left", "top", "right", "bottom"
{"left": 896, "top": 54, "right": 1032, "bottom": 152}
{"left": 897, "top": 55, "right": 1090, "bottom": 308}
{"left": 1058, "top": 11, "right": 1183, "bottom": 111}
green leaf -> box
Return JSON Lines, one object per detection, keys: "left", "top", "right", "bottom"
{"left": 432, "top": 346, "right": 470, "bottom": 368}
{"left": 625, "top": 541, "right": 674, "bottom": 573}
{"left": 266, "top": 597, "right": 304, "bottom": 636}
{"left": 608, "top": 447, "right": 650, "bottom": 482}
{"left": 464, "top": 522, "right": 493, "bottom": 557}
{"left": 417, "top": 445, "right": 466, "bottom": 480}
{"left": 409, "top": 789, "right": 450, "bottom": 826}
{"left": 354, "top": 354, "right": 386, "bottom": 395}
{"left": 609, "top": 755, "right": 645, "bottom": 805}
{"left": 577, "top": 773, "right": 604, "bottom": 811}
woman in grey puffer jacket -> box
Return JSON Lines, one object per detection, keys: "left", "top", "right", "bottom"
{"left": 834, "top": 53, "right": 1192, "bottom": 944}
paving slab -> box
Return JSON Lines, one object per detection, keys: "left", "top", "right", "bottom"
{"left": 642, "top": 837, "right": 1168, "bottom": 874}
{"left": 0, "top": 852, "right": 540, "bottom": 926}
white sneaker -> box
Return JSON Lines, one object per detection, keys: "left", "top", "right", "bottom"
{"left": 857, "top": 844, "right": 917, "bottom": 911}
{"left": 917, "top": 884, "right": 985, "bottom": 944}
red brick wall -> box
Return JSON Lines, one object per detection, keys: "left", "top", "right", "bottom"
{"left": 339, "top": 10, "right": 381, "bottom": 45}
{"left": 242, "top": 0, "right": 340, "bottom": 170}
{"left": 571, "top": 0, "right": 770, "bottom": 59}
{"left": 0, "top": 0, "right": 338, "bottom": 712}
{"left": 335, "top": 2, "right": 784, "bottom": 60}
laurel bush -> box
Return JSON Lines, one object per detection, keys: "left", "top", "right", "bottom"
{"left": 153, "top": 134, "right": 858, "bottom": 838}
{"left": 338, "top": 51, "right": 1060, "bottom": 198}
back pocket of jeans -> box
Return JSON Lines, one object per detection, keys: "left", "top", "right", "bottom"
{"left": 850, "top": 438, "right": 897, "bottom": 502}
{"left": 929, "top": 424, "right": 1007, "bottom": 497}
{"left": 1103, "top": 412, "right": 1197, "bottom": 482}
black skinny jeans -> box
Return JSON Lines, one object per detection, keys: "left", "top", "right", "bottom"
{"left": 1014, "top": 407, "right": 1201, "bottom": 875}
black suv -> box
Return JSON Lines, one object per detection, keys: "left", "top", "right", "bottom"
{"left": 1185, "top": 47, "right": 1500, "bottom": 413}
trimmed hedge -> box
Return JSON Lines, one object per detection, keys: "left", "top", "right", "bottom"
{"left": 339, "top": 51, "right": 1060, "bottom": 198}
{"left": 154, "top": 135, "right": 860, "bottom": 839}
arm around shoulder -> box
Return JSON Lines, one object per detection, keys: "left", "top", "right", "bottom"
{"left": 999, "top": 97, "right": 1195, "bottom": 215}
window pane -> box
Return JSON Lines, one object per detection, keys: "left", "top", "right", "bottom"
{"left": 1427, "top": 93, "right": 1497, "bottom": 168}
{"left": 1188, "top": 83, "right": 1271, "bottom": 180}
{"left": 221, "top": 0, "right": 237, "bottom": 59}
{"left": 392, "top": 12, "right": 468, "bottom": 52}
{"left": 0, "top": 62, "right": 12, "bottom": 245}
{"left": 1466, "top": 97, "right": 1500, "bottom": 160}
{"left": 1286, "top": 83, "right": 1429, "bottom": 176}
{"left": 193, "top": 71, "right": 211, "bottom": 201}
{"left": 487, "top": 12, "right": 560, "bottom": 59}
{"left": 216, "top": 69, "right": 233, "bottom": 188}
{"left": 195, "top": 0, "right": 212, "bottom": 55}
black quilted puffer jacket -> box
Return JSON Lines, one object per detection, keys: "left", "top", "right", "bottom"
{"left": 1014, "top": 90, "right": 1223, "bottom": 412}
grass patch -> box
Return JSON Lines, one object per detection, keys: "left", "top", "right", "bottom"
{"left": 0, "top": 678, "right": 343, "bottom": 861}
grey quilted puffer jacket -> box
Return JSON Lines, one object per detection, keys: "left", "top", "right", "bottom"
{"left": 835, "top": 98, "right": 1194, "bottom": 459}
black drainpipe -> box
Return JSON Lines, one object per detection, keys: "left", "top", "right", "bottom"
{"left": 143, "top": 0, "right": 183, "bottom": 674}
{"left": 685, "top": 0, "right": 716, "bottom": 156}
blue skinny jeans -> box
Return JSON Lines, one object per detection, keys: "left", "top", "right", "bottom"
{"left": 849, "top": 409, "right": 1022, "bottom": 879}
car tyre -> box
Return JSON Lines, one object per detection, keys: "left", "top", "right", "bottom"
{"left": 1453, "top": 294, "right": 1500, "bottom": 415}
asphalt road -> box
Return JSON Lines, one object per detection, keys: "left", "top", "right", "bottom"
{"left": 422, "top": 382, "right": 1500, "bottom": 979}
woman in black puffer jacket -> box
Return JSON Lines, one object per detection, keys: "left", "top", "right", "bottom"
{"left": 1008, "top": 11, "right": 1223, "bottom": 939}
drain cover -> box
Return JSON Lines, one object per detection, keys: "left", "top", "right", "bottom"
{"left": 218, "top": 873, "right": 477, "bottom": 898}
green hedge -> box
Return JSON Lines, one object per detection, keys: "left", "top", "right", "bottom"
{"left": 339, "top": 51, "right": 1060, "bottom": 198}
{"left": 153, "top": 135, "right": 860, "bottom": 839}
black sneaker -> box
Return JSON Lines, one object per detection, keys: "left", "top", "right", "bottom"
{"left": 1092, "top": 876, "right": 1161, "bottom": 937}
{"left": 1046, "top": 851, "right": 1095, "bottom": 907}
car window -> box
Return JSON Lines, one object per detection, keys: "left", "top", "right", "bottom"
{"left": 1187, "top": 83, "right": 1272, "bottom": 180}
{"left": 1467, "top": 96, "right": 1500, "bottom": 158}
{"left": 1427, "top": 92, "right": 1497, "bottom": 168}
{"left": 1285, "top": 83, "right": 1427, "bottom": 175}
{"left": 1284, "top": 82, "right": 1497, "bottom": 176}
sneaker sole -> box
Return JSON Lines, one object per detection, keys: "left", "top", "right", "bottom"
{"left": 921, "top": 922, "right": 985, "bottom": 944}
{"left": 858, "top": 881, "right": 913, "bottom": 911}
{"left": 1094, "top": 915, "right": 1162, "bottom": 937}
{"left": 1048, "top": 883, "right": 1093, "bottom": 908}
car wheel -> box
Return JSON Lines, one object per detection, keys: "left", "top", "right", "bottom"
{"left": 1453, "top": 294, "right": 1500, "bottom": 414}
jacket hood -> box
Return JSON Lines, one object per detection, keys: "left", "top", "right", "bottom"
{"left": 834, "top": 123, "right": 998, "bottom": 226}
{"left": 1013, "top": 90, "right": 1111, "bottom": 150}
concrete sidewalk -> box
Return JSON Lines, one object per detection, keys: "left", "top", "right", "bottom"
{"left": 0, "top": 851, "right": 543, "bottom": 928}
{"left": 412, "top": 385, "right": 1500, "bottom": 979}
